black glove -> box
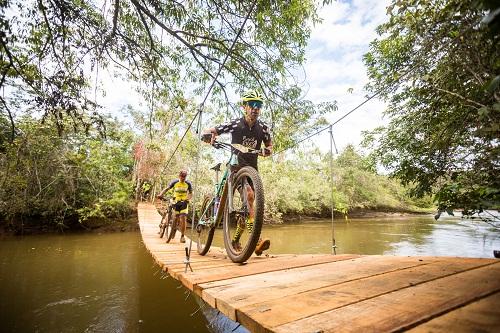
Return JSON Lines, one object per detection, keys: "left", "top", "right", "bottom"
{"left": 260, "top": 147, "right": 271, "bottom": 156}
{"left": 201, "top": 133, "right": 212, "bottom": 143}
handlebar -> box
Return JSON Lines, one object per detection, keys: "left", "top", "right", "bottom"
{"left": 156, "top": 195, "right": 175, "bottom": 203}
{"left": 201, "top": 132, "right": 270, "bottom": 156}
{"left": 207, "top": 140, "right": 268, "bottom": 156}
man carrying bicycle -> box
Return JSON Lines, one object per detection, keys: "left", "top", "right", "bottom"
{"left": 157, "top": 170, "right": 193, "bottom": 243}
{"left": 203, "top": 90, "right": 272, "bottom": 256}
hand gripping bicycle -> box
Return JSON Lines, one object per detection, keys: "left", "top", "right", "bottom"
{"left": 196, "top": 140, "right": 266, "bottom": 263}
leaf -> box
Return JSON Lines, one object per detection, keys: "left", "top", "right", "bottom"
{"left": 478, "top": 106, "right": 489, "bottom": 119}
{"left": 487, "top": 75, "right": 500, "bottom": 93}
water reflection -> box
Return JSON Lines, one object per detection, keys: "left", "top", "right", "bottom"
{"left": 209, "top": 215, "right": 500, "bottom": 257}
{"left": 0, "top": 232, "right": 211, "bottom": 333}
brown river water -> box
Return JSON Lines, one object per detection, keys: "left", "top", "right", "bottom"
{"left": 1, "top": 214, "right": 499, "bottom": 332}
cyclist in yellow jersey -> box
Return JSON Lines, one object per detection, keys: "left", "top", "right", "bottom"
{"left": 158, "top": 170, "right": 193, "bottom": 243}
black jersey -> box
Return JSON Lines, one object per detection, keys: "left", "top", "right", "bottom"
{"left": 215, "top": 117, "right": 271, "bottom": 170}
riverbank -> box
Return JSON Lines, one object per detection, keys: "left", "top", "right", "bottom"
{"left": 282, "top": 207, "right": 435, "bottom": 223}
{"left": 0, "top": 212, "right": 139, "bottom": 236}
{"left": 0, "top": 202, "right": 436, "bottom": 235}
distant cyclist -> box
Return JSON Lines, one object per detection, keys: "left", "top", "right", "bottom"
{"left": 157, "top": 170, "right": 193, "bottom": 243}
{"left": 203, "top": 90, "right": 272, "bottom": 256}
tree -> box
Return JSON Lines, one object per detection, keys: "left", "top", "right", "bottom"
{"left": 1, "top": 0, "right": 333, "bottom": 142}
{"left": 362, "top": 0, "right": 500, "bottom": 216}
{"left": 0, "top": 116, "right": 135, "bottom": 225}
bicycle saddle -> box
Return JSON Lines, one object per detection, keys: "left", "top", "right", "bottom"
{"left": 211, "top": 163, "right": 222, "bottom": 171}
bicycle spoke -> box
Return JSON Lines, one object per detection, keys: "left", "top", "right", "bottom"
{"left": 197, "top": 196, "right": 216, "bottom": 255}
{"left": 224, "top": 167, "right": 263, "bottom": 263}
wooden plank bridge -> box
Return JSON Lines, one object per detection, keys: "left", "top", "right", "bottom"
{"left": 138, "top": 202, "right": 500, "bottom": 332}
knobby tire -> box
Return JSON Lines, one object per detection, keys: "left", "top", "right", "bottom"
{"left": 159, "top": 213, "right": 167, "bottom": 238}
{"left": 196, "top": 195, "right": 216, "bottom": 255}
{"left": 223, "top": 166, "right": 264, "bottom": 263}
{"left": 166, "top": 210, "right": 177, "bottom": 243}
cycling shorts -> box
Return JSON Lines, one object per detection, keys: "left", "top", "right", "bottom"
{"left": 174, "top": 200, "right": 189, "bottom": 215}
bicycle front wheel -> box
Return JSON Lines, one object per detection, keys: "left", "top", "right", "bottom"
{"left": 196, "top": 195, "right": 216, "bottom": 255}
{"left": 223, "top": 166, "right": 264, "bottom": 263}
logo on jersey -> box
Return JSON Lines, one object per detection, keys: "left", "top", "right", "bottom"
{"left": 242, "top": 136, "right": 257, "bottom": 149}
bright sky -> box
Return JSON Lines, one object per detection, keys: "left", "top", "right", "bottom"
{"left": 302, "top": 0, "right": 391, "bottom": 153}
{"left": 101, "top": 0, "right": 391, "bottom": 152}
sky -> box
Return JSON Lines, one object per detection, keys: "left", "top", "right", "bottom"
{"left": 101, "top": 0, "right": 391, "bottom": 153}
{"left": 301, "top": 0, "right": 391, "bottom": 153}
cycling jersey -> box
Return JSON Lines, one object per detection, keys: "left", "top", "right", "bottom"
{"left": 166, "top": 179, "right": 192, "bottom": 203}
{"left": 215, "top": 117, "right": 271, "bottom": 170}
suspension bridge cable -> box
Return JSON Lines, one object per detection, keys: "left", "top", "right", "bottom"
{"left": 161, "top": 0, "right": 257, "bottom": 172}
{"left": 269, "top": 21, "right": 478, "bottom": 157}
{"left": 329, "top": 125, "right": 337, "bottom": 255}
{"left": 270, "top": 86, "right": 384, "bottom": 156}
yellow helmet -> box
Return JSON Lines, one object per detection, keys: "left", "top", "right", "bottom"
{"left": 241, "top": 90, "right": 263, "bottom": 103}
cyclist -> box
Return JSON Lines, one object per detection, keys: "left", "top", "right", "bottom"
{"left": 203, "top": 90, "right": 272, "bottom": 256}
{"left": 157, "top": 170, "right": 193, "bottom": 243}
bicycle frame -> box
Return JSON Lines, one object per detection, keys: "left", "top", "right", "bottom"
{"left": 198, "top": 150, "right": 241, "bottom": 229}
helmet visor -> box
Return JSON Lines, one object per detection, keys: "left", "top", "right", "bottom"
{"left": 247, "top": 100, "right": 263, "bottom": 110}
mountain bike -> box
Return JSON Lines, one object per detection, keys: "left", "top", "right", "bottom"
{"left": 195, "top": 139, "right": 266, "bottom": 263}
{"left": 156, "top": 196, "right": 175, "bottom": 240}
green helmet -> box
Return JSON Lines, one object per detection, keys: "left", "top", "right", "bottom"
{"left": 241, "top": 90, "right": 264, "bottom": 103}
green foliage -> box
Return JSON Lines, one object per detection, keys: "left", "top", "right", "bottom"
{"left": 363, "top": 0, "right": 500, "bottom": 215}
{"left": 1, "top": 0, "right": 330, "bottom": 137}
{"left": 77, "top": 180, "right": 133, "bottom": 221}
{"left": 0, "top": 116, "right": 135, "bottom": 225}
{"left": 0, "top": 114, "right": 13, "bottom": 151}
{"left": 259, "top": 146, "right": 433, "bottom": 222}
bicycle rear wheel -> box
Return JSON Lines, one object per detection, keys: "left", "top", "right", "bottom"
{"left": 223, "top": 166, "right": 264, "bottom": 263}
{"left": 166, "top": 210, "right": 177, "bottom": 243}
{"left": 196, "top": 195, "right": 216, "bottom": 255}
{"left": 159, "top": 212, "right": 167, "bottom": 238}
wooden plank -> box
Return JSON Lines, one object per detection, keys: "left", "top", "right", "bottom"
{"left": 273, "top": 262, "right": 500, "bottom": 333}
{"left": 167, "top": 254, "right": 311, "bottom": 278}
{"left": 407, "top": 291, "right": 500, "bottom": 333}
{"left": 138, "top": 203, "right": 500, "bottom": 332}
{"left": 202, "top": 255, "right": 439, "bottom": 320}
{"left": 178, "top": 254, "right": 362, "bottom": 293}
{"left": 236, "top": 258, "right": 496, "bottom": 332}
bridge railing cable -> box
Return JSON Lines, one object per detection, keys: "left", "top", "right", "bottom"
{"left": 269, "top": 22, "right": 476, "bottom": 158}
{"left": 273, "top": 88, "right": 387, "bottom": 156}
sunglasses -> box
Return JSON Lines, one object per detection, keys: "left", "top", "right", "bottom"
{"left": 247, "top": 101, "right": 263, "bottom": 109}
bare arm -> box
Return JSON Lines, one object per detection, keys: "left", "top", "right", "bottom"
{"left": 157, "top": 182, "right": 174, "bottom": 198}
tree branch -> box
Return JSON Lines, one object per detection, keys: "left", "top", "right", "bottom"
{"left": 435, "top": 87, "right": 486, "bottom": 108}
{"left": 101, "top": 0, "right": 120, "bottom": 57}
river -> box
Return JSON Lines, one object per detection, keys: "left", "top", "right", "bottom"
{"left": 1, "top": 214, "right": 499, "bottom": 332}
